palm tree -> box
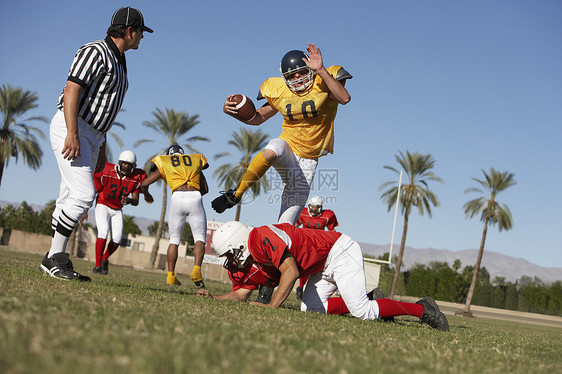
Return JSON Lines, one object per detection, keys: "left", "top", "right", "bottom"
{"left": 0, "top": 84, "right": 48, "bottom": 189}
{"left": 214, "top": 127, "right": 270, "bottom": 221}
{"left": 379, "top": 150, "right": 443, "bottom": 298}
{"left": 457, "top": 168, "right": 515, "bottom": 316}
{"left": 134, "top": 107, "right": 209, "bottom": 267}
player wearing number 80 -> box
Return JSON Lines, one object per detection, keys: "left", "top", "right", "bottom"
{"left": 213, "top": 43, "right": 352, "bottom": 225}
{"left": 140, "top": 145, "right": 209, "bottom": 287}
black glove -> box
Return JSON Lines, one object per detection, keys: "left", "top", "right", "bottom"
{"left": 256, "top": 285, "right": 274, "bottom": 304}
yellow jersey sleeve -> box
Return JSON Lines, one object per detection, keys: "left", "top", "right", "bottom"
{"left": 151, "top": 154, "right": 208, "bottom": 192}
{"left": 259, "top": 65, "right": 346, "bottom": 158}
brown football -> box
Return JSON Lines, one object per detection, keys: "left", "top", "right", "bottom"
{"left": 230, "top": 94, "right": 256, "bottom": 122}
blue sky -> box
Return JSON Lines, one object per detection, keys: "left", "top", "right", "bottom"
{"left": 1, "top": 1, "right": 561, "bottom": 269}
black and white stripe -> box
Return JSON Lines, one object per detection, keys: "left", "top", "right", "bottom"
{"left": 57, "top": 36, "right": 128, "bottom": 134}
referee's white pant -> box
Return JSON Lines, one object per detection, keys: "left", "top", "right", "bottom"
{"left": 300, "top": 234, "right": 380, "bottom": 320}
{"left": 265, "top": 138, "right": 318, "bottom": 225}
{"left": 49, "top": 110, "right": 104, "bottom": 255}
{"left": 95, "top": 203, "right": 123, "bottom": 244}
{"left": 168, "top": 191, "right": 207, "bottom": 246}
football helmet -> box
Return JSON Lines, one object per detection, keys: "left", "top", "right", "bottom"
{"left": 307, "top": 196, "right": 323, "bottom": 217}
{"left": 212, "top": 221, "right": 252, "bottom": 269}
{"left": 118, "top": 150, "right": 136, "bottom": 175}
{"left": 280, "top": 50, "right": 315, "bottom": 93}
{"left": 167, "top": 144, "right": 184, "bottom": 156}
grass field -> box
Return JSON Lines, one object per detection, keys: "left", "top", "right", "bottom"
{"left": 1, "top": 249, "right": 561, "bottom": 374}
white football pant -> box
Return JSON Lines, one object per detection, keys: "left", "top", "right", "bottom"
{"left": 95, "top": 203, "right": 123, "bottom": 244}
{"left": 265, "top": 138, "right": 318, "bottom": 225}
{"left": 168, "top": 191, "right": 207, "bottom": 245}
{"left": 49, "top": 110, "right": 104, "bottom": 256}
{"left": 300, "top": 234, "right": 380, "bottom": 320}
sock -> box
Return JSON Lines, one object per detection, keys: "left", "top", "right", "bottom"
{"left": 48, "top": 213, "right": 77, "bottom": 257}
{"left": 102, "top": 241, "right": 119, "bottom": 260}
{"left": 299, "top": 275, "right": 308, "bottom": 288}
{"left": 234, "top": 152, "right": 272, "bottom": 199}
{"left": 95, "top": 238, "right": 106, "bottom": 267}
{"left": 327, "top": 297, "right": 349, "bottom": 315}
{"left": 376, "top": 298, "right": 424, "bottom": 318}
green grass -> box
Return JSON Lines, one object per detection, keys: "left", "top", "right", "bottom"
{"left": 1, "top": 249, "right": 561, "bottom": 374}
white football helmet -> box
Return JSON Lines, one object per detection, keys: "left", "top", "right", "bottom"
{"left": 212, "top": 221, "right": 252, "bottom": 269}
{"left": 118, "top": 150, "right": 136, "bottom": 175}
{"left": 307, "top": 196, "right": 323, "bottom": 217}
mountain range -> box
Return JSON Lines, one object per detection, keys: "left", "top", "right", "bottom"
{"left": 2, "top": 200, "right": 560, "bottom": 284}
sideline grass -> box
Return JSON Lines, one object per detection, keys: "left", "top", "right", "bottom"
{"left": 1, "top": 249, "right": 561, "bottom": 374}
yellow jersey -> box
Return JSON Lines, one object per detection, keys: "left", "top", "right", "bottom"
{"left": 258, "top": 65, "right": 350, "bottom": 159}
{"left": 151, "top": 154, "right": 208, "bottom": 193}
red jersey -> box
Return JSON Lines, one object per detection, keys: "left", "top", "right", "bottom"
{"left": 296, "top": 208, "right": 338, "bottom": 231}
{"left": 248, "top": 223, "right": 342, "bottom": 279}
{"left": 227, "top": 262, "right": 280, "bottom": 292}
{"left": 94, "top": 163, "right": 147, "bottom": 210}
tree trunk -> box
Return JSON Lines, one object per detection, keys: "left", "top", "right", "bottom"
{"left": 149, "top": 183, "right": 168, "bottom": 268}
{"left": 0, "top": 161, "right": 4, "bottom": 189}
{"left": 458, "top": 218, "right": 489, "bottom": 316}
{"left": 390, "top": 213, "right": 409, "bottom": 298}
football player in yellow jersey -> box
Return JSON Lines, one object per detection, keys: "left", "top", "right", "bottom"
{"left": 212, "top": 43, "right": 352, "bottom": 224}
{"left": 141, "top": 144, "right": 209, "bottom": 288}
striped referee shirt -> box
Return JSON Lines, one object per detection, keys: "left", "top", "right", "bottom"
{"left": 57, "top": 36, "right": 128, "bottom": 134}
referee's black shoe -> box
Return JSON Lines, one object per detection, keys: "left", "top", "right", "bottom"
{"left": 39, "top": 252, "right": 91, "bottom": 282}
{"left": 211, "top": 189, "right": 240, "bottom": 213}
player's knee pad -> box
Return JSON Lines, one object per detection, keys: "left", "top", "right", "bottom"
{"left": 264, "top": 138, "right": 289, "bottom": 158}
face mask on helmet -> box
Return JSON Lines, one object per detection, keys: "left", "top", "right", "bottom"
{"left": 118, "top": 150, "right": 137, "bottom": 175}
{"left": 212, "top": 221, "right": 252, "bottom": 269}
{"left": 307, "top": 196, "right": 323, "bottom": 217}
{"left": 280, "top": 50, "right": 315, "bottom": 93}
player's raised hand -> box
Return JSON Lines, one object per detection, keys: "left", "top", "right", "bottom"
{"left": 305, "top": 43, "right": 323, "bottom": 72}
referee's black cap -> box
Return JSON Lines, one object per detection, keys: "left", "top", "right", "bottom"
{"left": 111, "top": 7, "right": 153, "bottom": 33}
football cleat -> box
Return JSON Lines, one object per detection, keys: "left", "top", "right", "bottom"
{"left": 296, "top": 286, "right": 304, "bottom": 300}
{"left": 416, "top": 297, "right": 450, "bottom": 331}
{"left": 101, "top": 259, "right": 109, "bottom": 275}
{"left": 211, "top": 189, "right": 240, "bottom": 213}
{"left": 92, "top": 266, "right": 103, "bottom": 274}
{"left": 167, "top": 274, "right": 181, "bottom": 286}
{"left": 367, "top": 288, "right": 394, "bottom": 323}
{"left": 193, "top": 280, "right": 205, "bottom": 288}
{"left": 39, "top": 252, "right": 91, "bottom": 282}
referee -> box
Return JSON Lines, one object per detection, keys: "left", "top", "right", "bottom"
{"left": 39, "top": 7, "right": 153, "bottom": 281}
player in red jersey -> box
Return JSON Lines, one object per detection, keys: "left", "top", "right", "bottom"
{"left": 296, "top": 196, "right": 338, "bottom": 231}
{"left": 92, "top": 150, "right": 147, "bottom": 274}
{"left": 196, "top": 223, "right": 373, "bottom": 315}
{"left": 208, "top": 221, "right": 450, "bottom": 331}
{"left": 294, "top": 196, "right": 339, "bottom": 298}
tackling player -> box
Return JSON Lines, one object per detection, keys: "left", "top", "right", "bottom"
{"left": 210, "top": 221, "right": 450, "bottom": 331}
{"left": 92, "top": 150, "right": 147, "bottom": 275}
{"left": 196, "top": 232, "right": 384, "bottom": 316}
{"left": 141, "top": 145, "right": 208, "bottom": 288}
{"left": 294, "top": 195, "right": 339, "bottom": 299}
{"left": 212, "top": 43, "right": 351, "bottom": 225}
